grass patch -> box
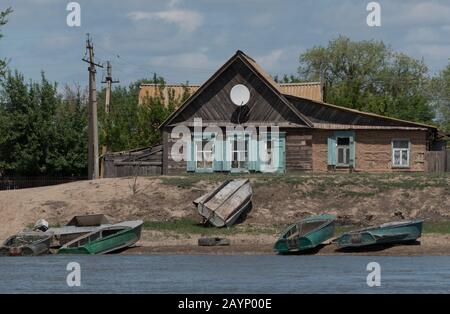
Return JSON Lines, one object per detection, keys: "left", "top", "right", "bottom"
{"left": 423, "top": 221, "right": 450, "bottom": 234}
{"left": 143, "top": 218, "right": 277, "bottom": 236}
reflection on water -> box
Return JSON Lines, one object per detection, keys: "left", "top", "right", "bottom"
{"left": 0, "top": 255, "right": 449, "bottom": 293}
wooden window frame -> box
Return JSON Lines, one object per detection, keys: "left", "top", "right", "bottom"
{"left": 336, "top": 136, "right": 351, "bottom": 168}
{"left": 194, "top": 136, "right": 215, "bottom": 173}
{"left": 392, "top": 138, "right": 411, "bottom": 168}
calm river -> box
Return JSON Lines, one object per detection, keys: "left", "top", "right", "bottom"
{"left": 0, "top": 255, "right": 449, "bottom": 293}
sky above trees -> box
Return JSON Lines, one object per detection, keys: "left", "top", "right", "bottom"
{"left": 1, "top": 0, "right": 450, "bottom": 87}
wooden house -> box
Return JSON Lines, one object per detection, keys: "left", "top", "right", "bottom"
{"left": 158, "top": 50, "right": 442, "bottom": 174}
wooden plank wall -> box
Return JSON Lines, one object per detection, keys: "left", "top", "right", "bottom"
{"left": 103, "top": 145, "right": 163, "bottom": 177}
{"left": 285, "top": 129, "right": 313, "bottom": 171}
{"left": 425, "top": 151, "right": 450, "bottom": 172}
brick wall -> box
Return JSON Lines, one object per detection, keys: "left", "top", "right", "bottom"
{"left": 312, "top": 129, "right": 428, "bottom": 172}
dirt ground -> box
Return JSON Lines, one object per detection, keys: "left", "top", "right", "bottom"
{"left": 0, "top": 174, "right": 449, "bottom": 255}
{"left": 124, "top": 231, "right": 450, "bottom": 256}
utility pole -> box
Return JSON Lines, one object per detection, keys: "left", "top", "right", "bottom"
{"left": 100, "top": 61, "right": 119, "bottom": 178}
{"left": 82, "top": 34, "right": 103, "bottom": 180}
{"left": 101, "top": 61, "right": 119, "bottom": 151}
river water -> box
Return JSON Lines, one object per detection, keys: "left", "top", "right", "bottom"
{"left": 0, "top": 255, "right": 449, "bottom": 293}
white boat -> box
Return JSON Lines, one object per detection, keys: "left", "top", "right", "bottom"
{"left": 195, "top": 179, "right": 252, "bottom": 227}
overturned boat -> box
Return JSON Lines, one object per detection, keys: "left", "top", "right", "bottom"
{"left": 195, "top": 179, "right": 252, "bottom": 228}
{"left": 335, "top": 219, "right": 423, "bottom": 249}
{"left": 274, "top": 214, "right": 336, "bottom": 254}
{"left": 0, "top": 232, "right": 52, "bottom": 256}
{"left": 58, "top": 220, "right": 143, "bottom": 255}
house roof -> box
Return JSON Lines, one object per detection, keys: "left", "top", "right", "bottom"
{"left": 285, "top": 94, "right": 438, "bottom": 130}
{"left": 139, "top": 81, "right": 323, "bottom": 106}
{"left": 159, "top": 50, "right": 314, "bottom": 129}
{"left": 158, "top": 50, "right": 438, "bottom": 132}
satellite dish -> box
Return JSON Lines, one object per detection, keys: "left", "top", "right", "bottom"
{"left": 230, "top": 84, "right": 250, "bottom": 106}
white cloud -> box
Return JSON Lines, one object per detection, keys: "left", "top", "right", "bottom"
{"left": 404, "top": 27, "right": 441, "bottom": 43}
{"left": 127, "top": 9, "right": 204, "bottom": 33}
{"left": 397, "top": 2, "right": 450, "bottom": 24}
{"left": 168, "top": 0, "right": 182, "bottom": 8}
{"left": 248, "top": 13, "right": 273, "bottom": 28}
{"left": 148, "top": 52, "right": 218, "bottom": 70}
{"left": 254, "top": 49, "right": 284, "bottom": 70}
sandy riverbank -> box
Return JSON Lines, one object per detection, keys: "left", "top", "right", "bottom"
{"left": 1, "top": 174, "right": 449, "bottom": 256}
{"left": 121, "top": 231, "right": 450, "bottom": 256}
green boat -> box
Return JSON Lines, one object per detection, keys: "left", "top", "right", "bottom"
{"left": 58, "top": 220, "right": 143, "bottom": 255}
{"left": 336, "top": 219, "right": 423, "bottom": 249}
{"left": 274, "top": 214, "right": 336, "bottom": 254}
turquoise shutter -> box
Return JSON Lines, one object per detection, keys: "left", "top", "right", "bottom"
{"left": 186, "top": 138, "right": 195, "bottom": 172}
{"left": 213, "top": 138, "right": 223, "bottom": 171}
{"left": 274, "top": 133, "right": 286, "bottom": 173}
{"left": 223, "top": 137, "right": 231, "bottom": 171}
{"left": 248, "top": 135, "right": 258, "bottom": 171}
{"left": 327, "top": 135, "right": 336, "bottom": 166}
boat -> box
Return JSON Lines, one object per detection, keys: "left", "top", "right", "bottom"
{"left": 195, "top": 179, "right": 252, "bottom": 227}
{"left": 0, "top": 232, "right": 53, "bottom": 256}
{"left": 274, "top": 214, "right": 336, "bottom": 254}
{"left": 46, "top": 214, "right": 111, "bottom": 247}
{"left": 335, "top": 219, "right": 423, "bottom": 249}
{"left": 57, "top": 220, "right": 143, "bottom": 254}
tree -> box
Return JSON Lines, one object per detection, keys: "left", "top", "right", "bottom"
{"left": 0, "top": 7, "right": 13, "bottom": 79}
{"left": 97, "top": 74, "right": 189, "bottom": 152}
{"left": 0, "top": 71, "right": 88, "bottom": 176}
{"left": 298, "top": 36, "right": 434, "bottom": 123}
{"left": 429, "top": 64, "right": 450, "bottom": 132}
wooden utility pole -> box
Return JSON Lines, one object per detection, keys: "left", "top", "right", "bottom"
{"left": 100, "top": 61, "right": 119, "bottom": 178}
{"left": 82, "top": 34, "right": 103, "bottom": 180}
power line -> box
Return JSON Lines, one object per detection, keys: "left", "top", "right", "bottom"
{"left": 82, "top": 33, "right": 103, "bottom": 180}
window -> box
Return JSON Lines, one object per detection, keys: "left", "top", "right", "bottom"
{"left": 231, "top": 135, "right": 249, "bottom": 170}
{"left": 336, "top": 137, "right": 350, "bottom": 167}
{"left": 195, "top": 139, "right": 214, "bottom": 169}
{"left": 392, "top": 139, "right": 410, "bottom": 167}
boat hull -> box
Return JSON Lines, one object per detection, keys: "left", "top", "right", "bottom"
{"left": 336, "top": 220, "right": 423, "bottom": 249}
{"left": 0, "top": 232, "right": 52, "bottom": 256}
{"left": 197, "top": 179, "right": 252, "bottom": 228}
{"left": 58, "top": 221, "right": 143, "bottom": 255}
{"left": 274, "top": 214, "right": 336, "bottom": 254}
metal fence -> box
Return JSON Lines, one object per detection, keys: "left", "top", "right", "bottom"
{"left": 425, "top": 151, "right": 450, "bottom": 173}
{"left": 0, "top": 176, "right": 88, "bottom": 190}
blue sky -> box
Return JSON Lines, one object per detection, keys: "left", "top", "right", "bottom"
{"left": 1, "top": 0, "right": 450, "bottom": 88}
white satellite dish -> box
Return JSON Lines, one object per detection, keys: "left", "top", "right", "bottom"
{"left": 230, "top": 84, "right": 250, "bottom": 106}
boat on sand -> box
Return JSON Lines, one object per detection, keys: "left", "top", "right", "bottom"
{"left": 274, "top": 214, "right": 336, "bottom": 254}
{"left": 58, "top": 220, "right": 143, "bottom": 255}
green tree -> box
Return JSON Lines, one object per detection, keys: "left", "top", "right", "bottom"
{"left": 98, "top": 74, "right": 189, "bottom": 153}
{"left": 429, "top": 64, "right": 450, "bottom": 132}
{"left": 0, "top": 7, "right": 13, "bottom": 79}
{"left": 0, "top": 71, "right": 88, "bottom": 176}
{"left": 298, "top": 35, "right": 434, "bottom": 123}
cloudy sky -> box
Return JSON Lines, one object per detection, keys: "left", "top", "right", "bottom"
{"left": 1, "top": 0, "right": 450, "bottom": 87}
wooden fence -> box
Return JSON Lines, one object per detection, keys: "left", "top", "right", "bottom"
{"left": 0, "top": 176, "right": 87, "bottom": 190}
{"left": 425, "top": 151, "right": 450, "bottom": 172}
{"left": 102, "top": 144, "right": 163, "bottom": 178}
